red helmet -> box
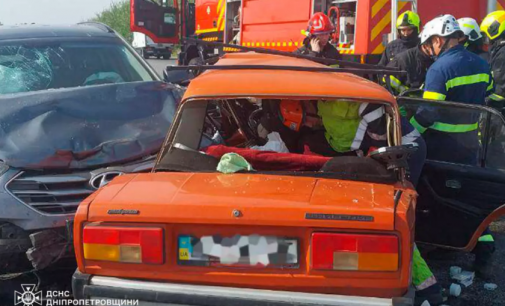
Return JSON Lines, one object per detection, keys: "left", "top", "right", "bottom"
{"left": 307, "top": 13, "right": 335, "bottom": 35}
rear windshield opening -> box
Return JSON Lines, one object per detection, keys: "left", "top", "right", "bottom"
{"left": 156, "top": 98, "right": 397, "bottom": 183}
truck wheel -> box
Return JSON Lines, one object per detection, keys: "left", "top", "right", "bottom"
{"left": 188, "top": 57, "right": 205, "bottom": 76}
{"left": 142, "top": 49, "right": 149, "bottom": 59}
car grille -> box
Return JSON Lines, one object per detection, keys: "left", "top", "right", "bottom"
{"left": 7, "top": 172, "right": 94, "bottom": 214}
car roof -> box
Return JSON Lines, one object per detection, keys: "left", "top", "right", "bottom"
{"left": 0, "top": 24, "right": 117, "bottom": 41}
{"left": 182, "top": 52, "right": 396, "bottom": 105}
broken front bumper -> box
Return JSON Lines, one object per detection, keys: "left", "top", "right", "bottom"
{"left": 72, "top": 271, "right": 413, "bottom": 306}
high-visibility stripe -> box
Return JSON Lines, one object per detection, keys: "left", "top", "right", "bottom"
{"left": 371, "top": 0, "right": 389, "bottom": 18}
{"left": 402, "top": 129, "right": 421, "bottom": 144}
{"left": 351, "top": 121, "right": 368, "bottom": 151}
{"left": 410, "top": 117, "right": 428, "bottom": 134}
{"left": 370, "top": 2, "right": 408, "bottom": 41}
{"left": 217, "top": 1, "right": 226, "bottom": 31}
{"left": 462, "top": 23, "right": 476, "bottom": 30}
{"left": 372, "top": 43, "right": 385, "bottom": 55}
{"left": 363, "top": 107, "right": 385, "bottom": 123}
{"left": 371, "top": 11, "right": 393, "bottom": 41}
{"left": 217, "top": 0, "right": 225, "bottom": 13}
{"left": 390, "top": 76, "right": 409, "bottom": 93}
{"left": 478, "top": 234, "right": 495, "bottom": 242}
{"left": 431, "top": 122, "right": 478, "bottom": 133}
{"left": 241, "top": 42, "right": 303, "bottom": 48}
{"left": 423, "top": 91, "right": 446, "bottom": 100}
{"left": 445, "top": 73, "right": 490, "bottom": 91}
{"left": 490, "top": 93, "right": 505, "bottom": 101}
{"left": 195, "top": 28, "right": 219, "bottom": 34}
{"left": 488, "top": 79, "right": 495, "bottom": 92}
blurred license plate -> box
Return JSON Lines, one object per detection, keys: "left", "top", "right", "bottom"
{"left": 178, "top": 234, "right": 298, "bottom": 268}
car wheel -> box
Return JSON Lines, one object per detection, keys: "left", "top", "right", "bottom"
{"left": 157, "top": 55, "right": 161, "bottom": 59}
{"left": 163, "top": 54, "right": 171, "bottom": 60}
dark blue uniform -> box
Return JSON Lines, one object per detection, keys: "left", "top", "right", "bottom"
{"left": 410, "top": 45, "right": 493, "bottom": 164}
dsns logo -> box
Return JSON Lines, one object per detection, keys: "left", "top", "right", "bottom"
{"left": 14, "top": 284, "right": 42, "bottom": 306}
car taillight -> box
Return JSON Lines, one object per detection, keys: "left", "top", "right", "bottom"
{"left": 311, "top": 233, "right": 398, "bottom": 272}
{"left": 83, "top": 226, "right": 163, "bottom": 264}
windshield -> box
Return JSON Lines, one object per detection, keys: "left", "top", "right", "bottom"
{"left": 155, "top": 98, "right": 396, "bottom": 183}
{"left": 0, "top": 40, "right": 155, "bottom": 95}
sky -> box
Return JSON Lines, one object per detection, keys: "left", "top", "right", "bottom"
{"left": 0, "top": 0, "right": 121, "bottom": 25}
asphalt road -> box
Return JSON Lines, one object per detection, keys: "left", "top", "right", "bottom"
{"left": 424, "top": 217, "right": 505, "bottom": 305}
{"left": 147, "top": 58, "right": 177, "bottom": 78}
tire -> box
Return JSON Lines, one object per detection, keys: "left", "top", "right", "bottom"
{"left": 163, "top": 53, "right": 171, "bottom": 60}
{"left": 157, "top": 55, "right": 161, "bottom": 59}
{"left": 188, "top": 57, "right": 205, "bottom": 76}
{"left": 142, "top": 49, "right": 149, "bottom": 59}
{"left": 188, "top": 57, "right": 204, "bottom": 66}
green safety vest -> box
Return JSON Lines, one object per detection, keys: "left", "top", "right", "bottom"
{"left": 318, "top": 101, "right": 361, "bottom": 152}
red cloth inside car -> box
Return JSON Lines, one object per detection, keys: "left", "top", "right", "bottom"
{"left": 204, "top": 145, "right": 331, "bottom": 171}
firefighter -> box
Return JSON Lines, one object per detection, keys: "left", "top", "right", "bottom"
{"left": 295, "top": 12, "right": 341, "bottom": 60}
{"left": 458, "top": 18, "right": 489, "bottom": 61}
{"left": 411, "top": 14, "right": 493, "bottom": 162}
{"left": 384, "top": 44, "right": 434, "bottom": 96}
{"left": 481, "top": 11, "right": 505, "bottom": 109}
{"left": 413, "top": 15, "right": 495, "bottom": 277}
{"left": 379, "top": 10, "right": 421, "bottom": 66}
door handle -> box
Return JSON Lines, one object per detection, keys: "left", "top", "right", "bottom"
{"left": 445, "top": 180, "right": 461, "bottom": 189}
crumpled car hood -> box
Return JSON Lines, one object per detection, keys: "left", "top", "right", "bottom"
{"left": 0, "top": 81, "right": 182, "bottom": 169}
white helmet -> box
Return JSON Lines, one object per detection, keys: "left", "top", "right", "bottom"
{"left": 420, "top": 14, "right": 463, "bottom": 45}
{"left": 457, "top": 17, "right": 483, "bottom": 41}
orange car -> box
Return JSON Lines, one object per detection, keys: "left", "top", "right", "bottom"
{"left": 72, "top": 53, "right": 505, "bottom": 305}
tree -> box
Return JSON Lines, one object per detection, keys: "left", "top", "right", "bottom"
{"left": 92, "top": 0, "right": 132, "bottom": 43}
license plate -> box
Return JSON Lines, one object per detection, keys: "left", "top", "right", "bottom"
{"left": 178, "top": 234, "right": 298, "bottom": 268}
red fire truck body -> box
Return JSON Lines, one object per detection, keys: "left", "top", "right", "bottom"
{"left": 130, "top": 0, "right": 505, "bottom": 64}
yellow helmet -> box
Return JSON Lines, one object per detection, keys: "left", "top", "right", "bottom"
{"left": 481, "top": 10, "right": 505, "bottom": 41}
{"left": 397, "top": 11, "right": 420, "bottom": 32}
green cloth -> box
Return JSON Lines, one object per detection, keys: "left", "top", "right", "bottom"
{"left": 317, "top": 100, "right": 361, "bottom": 152}
{"left": 217, "top": 153, "right": 254, "bottom": 174}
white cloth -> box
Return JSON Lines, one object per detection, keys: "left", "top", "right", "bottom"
{"left": 250, "top": 132, "right": 289, "bottom": 153}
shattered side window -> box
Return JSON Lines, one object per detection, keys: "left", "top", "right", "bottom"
{"left": 0, "top": 41, "right": 155, "bottom": 95}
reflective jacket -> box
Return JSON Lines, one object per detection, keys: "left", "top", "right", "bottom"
{"left": 386, "top": 46, "right": 434, "bottom": 95}
{"left": 410, "top": 45, "right": 493, "bottom": 164}
{"left": 489, "top": 39, "right": 505, "bottom": 103}
{"left": 318, "top": 101, "right": 387, "bottom": 153}
{"left": 378, "top": 37, "right": 420, "bottom": 67}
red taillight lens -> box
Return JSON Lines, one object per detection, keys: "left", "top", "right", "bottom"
{"left": 311, "top": 233, "right": 399, "bottom": 271}
{"left": 83, "top": 226, "right": 163, "bottom": 264}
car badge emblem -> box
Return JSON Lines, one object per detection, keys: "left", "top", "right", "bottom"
{"left": 90, "top": 171, "right": 124, "bottom": 190}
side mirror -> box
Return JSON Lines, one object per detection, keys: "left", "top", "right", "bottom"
{"left": 369, "top": 144, "right": 418, "bottom": 170}
{"left": 163, "top": 66, "right": 194, "bottom": 86}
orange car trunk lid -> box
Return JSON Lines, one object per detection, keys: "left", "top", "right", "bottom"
{"left": 88, "top": 173, "right": 396, "bottom": 231}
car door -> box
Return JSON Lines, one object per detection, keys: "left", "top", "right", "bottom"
{"left": 398, "top": 97, "right": 505, "bottom": 249}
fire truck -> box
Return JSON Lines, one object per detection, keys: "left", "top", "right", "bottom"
{"left": 130, "top": 0, "right": 505, "bottom": 65}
